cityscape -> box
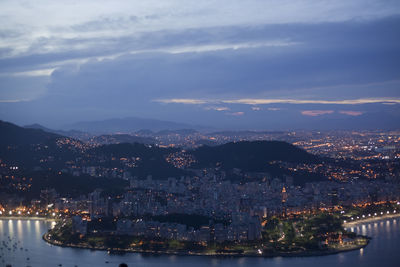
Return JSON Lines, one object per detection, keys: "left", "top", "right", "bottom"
{"left": 1, "top": 1, "right": 400, "bottom": 267}
{"left": 1, "top": 121, "right": 400, "bottom": 261}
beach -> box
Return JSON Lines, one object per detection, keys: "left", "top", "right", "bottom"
{"left": 344, "top": 213, "right": 400, "bottom": 227}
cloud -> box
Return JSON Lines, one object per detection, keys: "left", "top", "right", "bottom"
{"left": 156, "top": 97, "right": 400, "bottom": 105}
{"left": 205, "top": 106, "right": 230, "bottom": 111}
{"left": 228, "top": 111, "right": 244, "bottom": 116}
{"left": 1, "top": 15, "right": 400, "bottom": 101}
{"left": 1, "top": 3, "right": 399, "bottom": 129}
{"left": 3, "top": 1, "right": 400, "bottom": 52}
{"left": 0, "top": 74, "right": 49, "bottom": 102}
{"left": 339, "top": 110, "right": 364, "bottom": 116}
{"left": 156, "top": 98, "right": 210, "bottom": 105}
{"left": 164, "top": 41, "right": 299, "bottom": 54}
{"left": 1, "top": 68, "right": 55, "bottom": 77}
{"left": 224, "top": 98, "right": 400, "bottom": 105}
{"left": 0, "top": 99, "right": 29, "bottom": 103}
{"left": 301, "top": 110, "right": 334, "bottom": 116}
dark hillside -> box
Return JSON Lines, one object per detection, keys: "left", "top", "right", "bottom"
{"left": 192, "top": 140, "right": 318, "bottom": 172}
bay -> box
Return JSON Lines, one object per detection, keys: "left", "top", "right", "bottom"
{"left": 1, "top": 218, "right": 399, "bottom": 267}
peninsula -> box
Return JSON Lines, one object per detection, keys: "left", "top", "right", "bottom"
{"left": 43, "top": 212, "right": 369, "bottom": 257}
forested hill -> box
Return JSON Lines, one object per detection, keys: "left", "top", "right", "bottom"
{"left": 191, "top": 140, "right": 319, "bottom": 171}
{"left": 0, "top": 120, "right": 322, "bottom": 183}
{"left": 0, "top": 120, "right": 63, "bottom": 146}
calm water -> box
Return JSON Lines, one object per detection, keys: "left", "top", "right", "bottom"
{"left": 1, "top": 218, "right": 400, "bottom": 267}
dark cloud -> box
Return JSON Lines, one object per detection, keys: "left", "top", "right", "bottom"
{"left": 71, "top": 16, "right": 139, "bottom": 32}
{"left": 1, "top": 16, "right": 400, "bottom": 129}
{"left": 0, "top": 75, "right": 49, "bottom": 101}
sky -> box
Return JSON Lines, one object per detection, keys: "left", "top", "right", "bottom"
{"left": 0, "top": 0, "right": 399, "bottom": 130}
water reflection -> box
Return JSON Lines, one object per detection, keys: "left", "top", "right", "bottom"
{"left": 7, "top": 219, "right": 13, "bottom": 236}
{"left": 26, "top": 219, "right": 31, "bottom": 235}
{"left": 338, "top": 252, "right": 345, "bottom": 263}
{"left": 237, "top": 257, "right": 246, "bottom": 265}
{"left": 35, "top": 220, "right": 41, "bottom": 240}
{"left": 361, "top": 225, "right": 367, "bottom": 235}
{"left": 17, "top": 219, "right": 22, "bottom": 238}
{"left": 211, "top": 258, "right": 219, "bottom": 266}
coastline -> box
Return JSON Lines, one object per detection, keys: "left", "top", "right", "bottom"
{"left": 344, "top": 213, "right": 400, "bottom": 227}
{"left": 42, "top": 232, "right": 368, "bottom": 258}
{"left": 0, "top": 216, "right": 56, "bottom": 221}
{"left": 1, "top": 215, "right": 378, "bottom": 258}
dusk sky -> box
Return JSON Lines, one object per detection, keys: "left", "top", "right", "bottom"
{"left": 0, "top": 0, "right": 399, "bottom": 130}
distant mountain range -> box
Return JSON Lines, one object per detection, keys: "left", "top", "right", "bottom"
{"left": 0, "top": 120, "right": 62, "bottom": 146}
{"left": 24, "top": 123, "right": 86, "bottom": 139}
{"left": 0, "top": 121, "right": 326, "bottom": 191}
{"left": 1, "top": 120, "right": 316, "bottom": 166}
{"left": 62, "top": 117, "right": 204, "bottom": 133}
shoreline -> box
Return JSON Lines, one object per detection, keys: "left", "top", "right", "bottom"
{"left": 42, "top": 232, "right": 368, "bottom": 258}
{"left": 344, "top": 213, "right": 400, "bottom": 227}
{"left": 1, "top": 216, "right": 382, "bottom": 258}
{"left": 0, "top": 216, "right": 56, "bottom": 221}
